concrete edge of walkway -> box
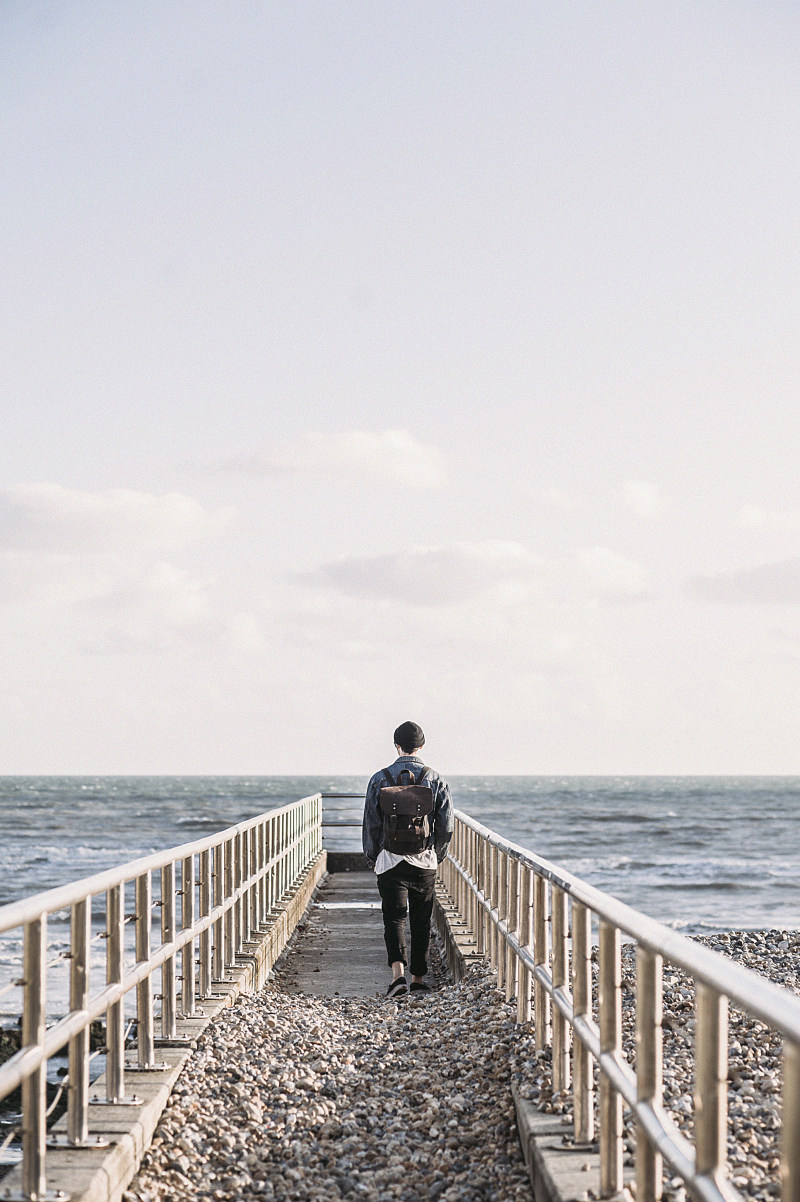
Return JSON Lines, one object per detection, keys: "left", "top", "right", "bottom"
{"left": 0, "top": 853, "right": 327, "bottom": 1202}
{"left": 511, "top": 1086, "right": 611, "bottom": 1202}
{"left": 432, "top": 883, "right": 485, "bottom": 983}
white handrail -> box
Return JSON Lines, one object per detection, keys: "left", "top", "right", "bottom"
{"left": 0, "top": 796, "right": 314, "bottom": 934}
{"left": 0, "top": 793, "right": 324, "bottom": 1201}
{"left": 440, "top": 807, "right": 800, "bottom": 1202}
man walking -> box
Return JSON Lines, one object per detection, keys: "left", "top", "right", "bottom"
{"left": 362, "top": 721, "right": 453, "bottom": 997}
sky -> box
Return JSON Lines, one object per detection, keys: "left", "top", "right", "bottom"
{"left": 2, "top": 1, "right": 800, "bottom": 776}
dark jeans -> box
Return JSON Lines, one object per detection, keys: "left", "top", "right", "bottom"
{"left": 376, "top": 861, "right": 437, "bottom": 978}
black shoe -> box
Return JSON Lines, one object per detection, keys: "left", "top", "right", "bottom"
{"left": 386, "top": 976, "right": 409, "bottom": 998}
{"left": 410, "top": 981, "right": 431, "bottom": 993}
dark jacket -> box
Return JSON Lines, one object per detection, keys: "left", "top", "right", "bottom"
{"left": 362, "top": 755, "right": 453, "bottom": 869}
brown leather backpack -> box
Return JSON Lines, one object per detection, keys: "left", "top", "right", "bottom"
{"left": 379, "top": 766, "right": 434, "bottom": 855}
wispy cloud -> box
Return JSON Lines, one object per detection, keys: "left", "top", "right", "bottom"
{"left": 621, "top": 479, "right": 669, "bottom": 519}
{"left": 0, "top": 483, "right": 230, "bottom": 554}
{"left": 738, "top": 505, "right": 800, "bottom": 533}
{"left": 301, "top": 540, "right": 650, "bottom": 608}
{"left": 302, "top": 541, "right": 539, "bottom": 606}
{"left": 541, "top": 486, "right": 582, "bottom": 511}
{"left": 569, "top": 547, "right": 652, "bottom": 601}
{"left": 76, "top": 563, "right": 214, "bottom": 654}
{"left": 689, "top": 556, "right": 800, "bottom": 604}
{"left": 205, "top": 429, "right": 449, "bottom": 490}
{"left": 0, "top": 483, "right": 248, "bottom": 656}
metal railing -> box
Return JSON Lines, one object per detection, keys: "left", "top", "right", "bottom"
{"left": 439, "top": 809, "right": 800, "bottom": 1202}
{"left": 0, "top": 793, "right": 323, "bottom": 1201}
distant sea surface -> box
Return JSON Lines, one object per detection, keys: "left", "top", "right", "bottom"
{"left": 2, "top": 775, "right": 799, "bottom": 1019}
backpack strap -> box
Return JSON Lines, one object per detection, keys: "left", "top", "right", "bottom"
{"left": 381, "top": 765, "right": 430, "bottom": 786}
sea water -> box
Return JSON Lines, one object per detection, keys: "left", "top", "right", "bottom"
{"left": 1, "top": 775, "right": 799, "bottom": 1020}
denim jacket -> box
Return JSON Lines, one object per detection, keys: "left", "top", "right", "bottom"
{"left": 362, "top": 755, "right": 453, "bottom": 869}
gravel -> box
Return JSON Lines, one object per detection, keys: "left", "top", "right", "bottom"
{"left": 519, "top": 929, "right": 798, "bottom": 1202}
{"left": 125, "top": 926, "right": 800, "bottom": 1202}
{"left": 124, "top": 957, "right": 531, "bottom": 1202}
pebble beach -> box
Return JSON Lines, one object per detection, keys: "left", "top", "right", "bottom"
{"left": 124, "top": 956, "right": 532, "bottom": 1202}
{"left": 525, "top": 930, "right": 797, "bottom": 1201}
{"left": 123, "top": 929, "right": 799, "bottom": 1202}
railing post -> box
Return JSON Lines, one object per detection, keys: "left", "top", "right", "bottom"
{"left": 277, "top": 813, "right": 284, "bottom": 904}
{"left": 283, "top": 811, "right": 289, "bottom": 898}
{"left": 782, "top": 1039, "right": 800, "bottom": 1202}
{"left": 444, "top": 820, "right": 455, "bottom": 913}
{"left": 506, "top": 856, "right": 519, "bottom": 1003}
{"left": 250, "top": 823, "right": 260, "bottom": 932}
{"left": 486, "top": 842, "right": 496, "bottom": 974}
{"left": 67, "top": 897, "right": 91, "bottom": 1144}
{"left": 258, "top": 821, "right": 268, "bottom": 926}
{"left": 181, "top": 854, "right": 196, "bottom": 1016}
{"left": 552, "top": 885, "right": 570, "bottom": 1094}
{"left": 198, "top": 849, "right": 211, "bottom": 997}
{"left": 105, "top": 883, "right": 126, "bottom": 1101}
{"left": 135, "top": 871, "right": 155, "bottom": 1067}
{"left": 212, "top": 841, "right": 225, "bottom": 981}
{"left": 234, "top": 832, "right": 244, "bottom": 951}
{"left": 224, "top": 836, "right": 235, "bottom": 969}
{"left": 160, "top": 862, "right": 176, "bottom": 1038}
{"left": 695, "top": 982, "right": 728, "bottom": 1185}
{"left": 476, "top": 829, "right": 486, "bottom": 957}
{"left": 599, "top": 919, "right": 622, "bottom": 1197}
{"left": 468, "top": 827, "right": 477, "bottom": 944}
{"left": 266, "top": 817, "right": 274, "bottom": 918}
{"left": 533, "top": 873, "right": 550, "bottom": 1052}
{"left": 517, "top": 864, "right": 532, "bottom": 1024}
{"left": 572, "top": 899, "right": 594, "bottom": 1144}
{"left": 497, "top": 849, "right": 507, "bottom": 992}
{"left": 636, "top": 946, "right": 663, "bottom": 1200}
{"left": 240, "top": 829, "right": 250, "bottom": 944}
{"left": 316, "top": 794, "right": 323, "bottom": 857}
{"left": 21, "top": 916, "right": 47, "bottom": 1201}
{"left": 289, "top": 806, "right": 296, "bottom": 888}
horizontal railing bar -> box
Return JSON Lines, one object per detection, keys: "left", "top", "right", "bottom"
{"left": 453, "top": 808, "right": 800, "bottom": 1045}
{"left": 443, "top": 812, "right": 760, "bottom": 1202}
{"left": 0, "top": 791, "right": 323, "bottom": 1201}
{"left": 321, "top": 793, "right": 364, "bottom": 799}
{"left": 0, "top": 855, "right": 318, "bottom": 1103}
{"left": 0, "top": 794, "right": 322, "bottom": 935}
{"left": 635, "top": 1100, "right": 696, "bottom": 1191}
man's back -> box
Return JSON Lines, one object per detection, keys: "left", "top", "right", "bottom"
{"left": 362, "top": 722, "right": 453, "bottom": 996}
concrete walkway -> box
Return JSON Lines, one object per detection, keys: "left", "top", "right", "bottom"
{"left": 279, "top": 871, "right": 391, "bottom": 997}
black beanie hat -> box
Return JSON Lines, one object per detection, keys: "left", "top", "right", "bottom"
{"left": 394, "top": 721, "right": 425, "bottom": 752}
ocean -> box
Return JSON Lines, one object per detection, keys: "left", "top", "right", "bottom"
{"left": 2, "top": 775, "right": 799, "bottom": 1021}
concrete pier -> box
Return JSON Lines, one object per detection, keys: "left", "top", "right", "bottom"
{"left": 0, "top": 863, "right": 587, "bottom": 1202}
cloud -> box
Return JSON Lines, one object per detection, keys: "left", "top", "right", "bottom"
{"left": 621, "top": 479, "right": 668, "bottom": 519}
{"left": 738, "top": 505, "right": 800, "bottom": 533}
{"left": 689, "top": 557, "right": 800, "bottom": 604}
{"left": 207, "top": 429, "right": 449, "bottom": 490}
{"left": 77, "top": 562, "right": 222, "bottom": 654}
{"left": 541, "top": 486, "right": 582, "bottom": 511}
{"left": 301, "top": 540, "right": 650, "bottom": 608}
{"left": 0, "top": 483, "right": 229, "bottom": 554}
{"left": 569, "top": 547, "right": 652, "bottom": 601}
{"left": 303, "top": 540, "right": 539, "bottom": 606}
{"left": 0, "top": 483, "right": 253, "bottom": 657}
